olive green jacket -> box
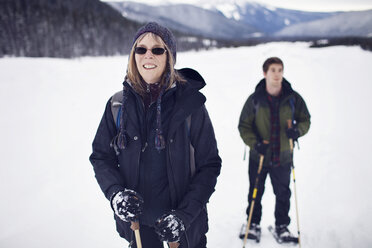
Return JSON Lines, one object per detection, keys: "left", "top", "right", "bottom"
{"left": 238, "top": 78, "right": 311, "bottom": 167}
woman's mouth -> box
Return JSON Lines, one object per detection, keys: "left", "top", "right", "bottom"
{"left": 143, "top": 64, "right": 157, "bottom": 69}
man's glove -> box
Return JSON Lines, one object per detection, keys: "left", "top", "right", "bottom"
{"left": 111, "top": 189, "right": 144, "bottom": 222}
{"left": 254, "top": 141, "right": 269, "bottom": 155}
{"left": 155, "top": 211, "right": 186, "bottom": 243}
{"left": 286, "top": 127, "right": 300, "bottom": 140}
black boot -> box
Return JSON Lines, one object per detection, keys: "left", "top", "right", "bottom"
{"left": 239, "top": 223, "right": 261, "bottom": 242}
{"left": 275, "top": 224, "right": 298, "bottom": 243}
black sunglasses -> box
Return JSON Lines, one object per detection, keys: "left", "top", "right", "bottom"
{"left": 134, "top": 47, "right": 167, "bottom": 55}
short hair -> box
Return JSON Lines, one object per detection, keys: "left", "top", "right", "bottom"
{"left": 262, "top": 57, "right": 284, "bottom": 73}
{"left": 127, "top": 32, "right": 185, "bottom": 96}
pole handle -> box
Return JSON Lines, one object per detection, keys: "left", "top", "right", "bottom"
{"left": 131, "top": 222, "right": 142, "bottom": 248}
{"left": 289, "top": 138, "right": 294, "bottom": 153}
{"left": 169, "top": 242, "right": 180, "bottom": 248}
{"left": 287, "top": 119, "right": 293, "bottom": 129}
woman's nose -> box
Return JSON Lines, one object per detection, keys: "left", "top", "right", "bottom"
{"left": 144, "top": 49, "right": 154, "bottom": 57}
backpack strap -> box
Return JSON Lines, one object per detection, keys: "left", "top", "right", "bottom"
{"left": 288, "top": 96, "right": 296, "bottom": 125}
{"left": 288, "top": 95, "right": 300, "bottom": 148}
{"left": 186, "top": 114, "right": 195, "bottom": 177}
{"left": 252, "top": 98, "right": 259, "bottom": 115}
{"left": 110, "top": 90, "right": 124, "bottom": 129}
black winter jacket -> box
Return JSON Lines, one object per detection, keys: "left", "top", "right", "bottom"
{"left": 89, "top": 68, "right": 222, "bottom": 247}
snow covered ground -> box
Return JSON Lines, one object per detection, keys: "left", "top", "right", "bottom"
{"left": 1, "top": 42, "right": 372, "bottom": 248}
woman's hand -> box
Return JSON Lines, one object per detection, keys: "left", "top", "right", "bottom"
{"left": 155, "top": 211, "right": 185, "bottom": 243}
{"left": 111, "top": 189, "right": 144, "bottom": 222}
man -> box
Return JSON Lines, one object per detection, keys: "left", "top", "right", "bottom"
{"left": 238, "top": 57, "right": 310, "bottom": 243}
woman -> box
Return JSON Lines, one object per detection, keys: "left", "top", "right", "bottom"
{"left": 89, "top": 22, "right": 221, "bottom": 248}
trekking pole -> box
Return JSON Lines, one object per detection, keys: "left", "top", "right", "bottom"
{"left": 131, "top": 221, "right": 142, "bottom": 248}
{"left": 242, "top": 140, "right": 268, "bottom": 248}
{"left": 168, "top": 242, "right": 180, "bottom": 248}
{"left": 287, "top": 120, "right": 301, "bottom": 248}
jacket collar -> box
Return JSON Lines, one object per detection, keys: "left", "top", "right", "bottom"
{"left": 254, "top": 77, "right": 294, "bottom": 101}
{"left": 122, "top": 69, "right": 207, "bottom": 138}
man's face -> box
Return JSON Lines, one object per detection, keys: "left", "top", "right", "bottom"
{"left": 264, "top": 63, "right": 283, "bottom": 88}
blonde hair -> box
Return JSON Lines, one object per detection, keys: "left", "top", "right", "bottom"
{"left": 127, "top": 32, "right": 186, "bottom": 96}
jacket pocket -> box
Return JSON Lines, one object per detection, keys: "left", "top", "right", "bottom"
{"left": 185, "top": 207, "right": 208, "bottom": 247}
{"left": 114, "top": 215, "right": 132, "bottom": 242}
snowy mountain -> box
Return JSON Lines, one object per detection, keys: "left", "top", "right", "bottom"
{"left": 107, "top": 1, "right": 261, "bottom": 40}
{"left": 275, "top": 9, "right": 372, "bottom": 37}
{"left": 195, "top": 0, "right": 333, "bottom": 33}
{"left": 107, "top": 0, "right": 372, "bottom": 38}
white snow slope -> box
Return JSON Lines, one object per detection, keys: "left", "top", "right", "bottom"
{"left": 1, "top": 42, "right": 372, "bottom": 248}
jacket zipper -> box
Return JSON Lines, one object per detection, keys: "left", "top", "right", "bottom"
{"left": 167, "top": 140, "right": 178, "bottom": 208}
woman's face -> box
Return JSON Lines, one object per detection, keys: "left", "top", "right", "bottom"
{"left": 135, "top": 33, "right": 167, "bottom": 84}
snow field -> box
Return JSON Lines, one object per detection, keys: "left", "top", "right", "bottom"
{"left": 1, "top": 42, "right": 372, "bottom": 247}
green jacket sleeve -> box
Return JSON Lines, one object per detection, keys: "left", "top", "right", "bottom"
{"left": 238, "top": 95, "right": 258, "bottom": 148}
{"left": 294, "top": 92, "right": 311, "bottom": 137}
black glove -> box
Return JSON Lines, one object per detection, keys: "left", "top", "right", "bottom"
{"left": 254, "top": 141, "right": 269, "bottom": 155}
{"left": 111, "top": 189, "right": 144, "bottom": 222}
{"left": 286, "top": 127, "right": 300, "bottom": 140}
{"left": 155, "top": 211, "right": 186, "bottom": 243}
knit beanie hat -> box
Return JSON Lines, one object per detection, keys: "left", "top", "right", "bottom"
{"left": 133, "top": 22, "right": 177, "bottom": 63}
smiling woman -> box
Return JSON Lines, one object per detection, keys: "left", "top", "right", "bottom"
{"left": 134, "top": 33, "right": 168, "bottom": 84}
{"left": 89, "top": 22, "right": 222, "bottom": 248}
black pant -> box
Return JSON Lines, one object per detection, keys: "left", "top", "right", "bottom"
{"left": 246, "top": 158, "right": 291, "bottom": 226}
{"left": 130, "top": 224, "right": 207, "bottom": 248}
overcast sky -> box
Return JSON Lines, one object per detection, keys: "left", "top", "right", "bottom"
{"left": 104, "top": 0, "right": 372, "bottom": 12}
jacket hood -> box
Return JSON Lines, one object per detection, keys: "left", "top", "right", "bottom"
{"left": 167, "top": 68, "right": 207, "bottom": 137}
{"left": 177, "top": 67, "right": 206, "bottom": 91}
{"left": 175, "top": 67, "right": 206, "bottom": 109}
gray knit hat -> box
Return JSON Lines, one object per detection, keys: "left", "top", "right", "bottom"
{"left": 133, "top": 22, "right": 177, "bottom": 63}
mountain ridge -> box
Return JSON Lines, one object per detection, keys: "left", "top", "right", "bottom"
{"left": 107, "top": 0, "right": 372, "bottom": 38}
